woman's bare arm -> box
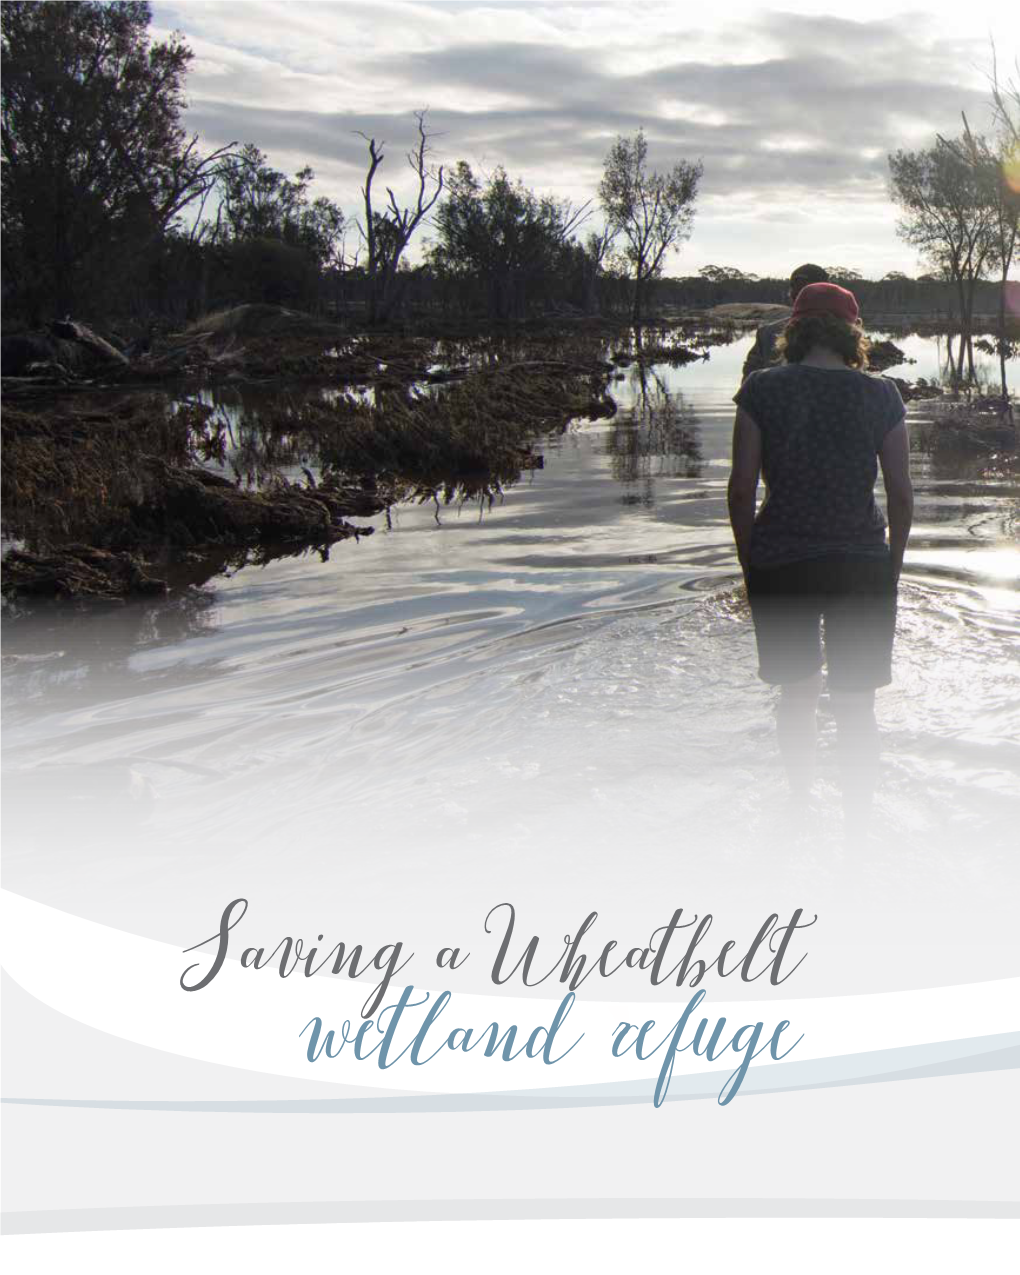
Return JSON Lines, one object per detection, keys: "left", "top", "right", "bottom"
{"left": 727, "top": 407, "right": 762, "bottom": 578}
{"left": 879, "top": 419, "right": 913, "bottom": 583}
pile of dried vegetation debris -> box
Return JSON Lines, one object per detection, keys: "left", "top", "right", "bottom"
{"left": 2, "top": 349, "right": 614, "bottom": 600}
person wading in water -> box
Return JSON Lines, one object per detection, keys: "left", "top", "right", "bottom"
{"left": 741, "top": 263, "right": 830, "bottom": 381}
{"left": 728, "top": 282, "right": 914, "bottom": 833}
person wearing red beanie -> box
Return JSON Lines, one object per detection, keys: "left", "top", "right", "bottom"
{"left": 790, "top": 281, "right": 860, "bottom": 324}
{"left": 727, "top": 283, "right": 914, "bottom": 835}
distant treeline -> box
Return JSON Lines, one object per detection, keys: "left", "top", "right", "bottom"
{"left": 55, "top": 234, "right": 1007, "bottom": 332}
{"left": 654, "top": 273, "right": 1008, "bottom": 319}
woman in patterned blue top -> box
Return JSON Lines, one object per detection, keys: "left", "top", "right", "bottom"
{"left": 728, "top": 283, "right": 914, "bottom": 828}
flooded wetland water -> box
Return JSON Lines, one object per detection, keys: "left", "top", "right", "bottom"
{"left": 3, "top": 326, "right": 1018, "bottom": 1001}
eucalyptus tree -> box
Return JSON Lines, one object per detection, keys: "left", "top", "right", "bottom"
{"left": 1, "top": 0, "right": 234, "bottom": 319}
{"left": 431, "top": 162, "right": 590, "bottom": 320}
{"left": 599, "top": 130, "right": 702, "bottom": 327}
{"left": 888, "top": 138, "right": 1000, "bottom": 378}
{"left": 699, "top": 265, "right": 758, "bottom": 283}
{"left": 943, "top": 125, "right": 1019, "bottom": 394}
{"left": 186, "top": 145, "right": 343, "bottom": 311}
{"left": 212, "top": 145, "right": 344, "bottom": 264}
{"left": 938, "top": 51, "right": 1020, "bottom": 395}
{"left": 824, "top": 267, "right": 863, "bottom": 283}
{"left": 215, "top": 146, "right": 310, "bottom": 243}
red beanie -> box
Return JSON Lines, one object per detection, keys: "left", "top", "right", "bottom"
{"left": 792, "top": 282, "right": 860, "bottom": 323}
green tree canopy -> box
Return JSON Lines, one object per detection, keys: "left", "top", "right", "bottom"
{"left": 888, "top": 140, "right": 998, "bottom": 290}
{"left": 599, "top": 130, "right": 702, "bottom": 324}
{"left": 888, "top": 136, "right": 1000, "bottom": 368}
{"left": 211, "top": 144, "right": 344, "bottom": 268}
{"left": 430, "top": 161, "right": 588, "bottom": 319}
{"left": 1, "top": 0, "right": 229, "bottom": 317}
{"left": 699, "top": 265, "right": 756, "bottom": 282}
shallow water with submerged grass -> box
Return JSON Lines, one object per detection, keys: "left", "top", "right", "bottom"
{"left": 1, "top": 326, "right": 1018, "bottom": 1002}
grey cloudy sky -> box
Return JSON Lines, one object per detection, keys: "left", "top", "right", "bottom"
{"left": 152, "top": 0, "right": 1020, "bottom": 278}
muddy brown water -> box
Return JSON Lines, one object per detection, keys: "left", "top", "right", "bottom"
{"left": 2, "top": 328, "right": 1018, "bottom": 1005}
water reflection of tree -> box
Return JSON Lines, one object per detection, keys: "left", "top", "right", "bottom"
{"left": 187, "top": 385, "right": 346, "bottom": 488}
{"left": 606, "top": 365, "right": 702, "bottom": 503}
{"left": 184, "top": 375, "right": 540, "bottom": 526}
{"left": 926, "top": 329, "right": 1015, "bottom": 400}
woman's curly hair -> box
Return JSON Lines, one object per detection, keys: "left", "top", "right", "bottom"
{"left": 776, "top": 313, "right": 870, "bottom": 369}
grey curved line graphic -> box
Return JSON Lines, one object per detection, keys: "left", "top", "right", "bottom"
{"left": 3, "top": 1198, "right": 1018, "bottom": 1235}
{"left": 4, "top": 1033, "right": 1017, "bottom": 1114}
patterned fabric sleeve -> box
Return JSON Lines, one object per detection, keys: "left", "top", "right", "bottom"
{"left": 873, "top": 377, "right": 906, "bottom": 449}
{"left": 732, "top": 369, "right": 762, "bottom": 418}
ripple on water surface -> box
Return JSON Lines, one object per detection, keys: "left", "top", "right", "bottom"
{"left": 2, "top": 337, "right": 1018, "bottom": 997}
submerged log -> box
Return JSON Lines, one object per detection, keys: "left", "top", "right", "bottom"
{"left": 50, "top": 319, "right": 130, "bottom": 368}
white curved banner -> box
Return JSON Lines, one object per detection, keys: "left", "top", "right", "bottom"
{"left": 3, "top": 889, "right": 1016, "bottom": 1101}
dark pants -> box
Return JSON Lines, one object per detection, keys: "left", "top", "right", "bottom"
{"left": 746, "top": 554, "right": 897, "bottom": 691}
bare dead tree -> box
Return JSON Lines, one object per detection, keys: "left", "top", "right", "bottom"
{"left": 355, "top": 110, "right": 445, "bottom": 324}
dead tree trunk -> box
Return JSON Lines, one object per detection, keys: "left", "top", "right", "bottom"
{"left": 356, "top": 112, "right": 444, "bottom": 326}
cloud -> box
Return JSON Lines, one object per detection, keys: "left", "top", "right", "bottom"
{"left": 152, "top": 2, "right": 1010, "bottom": 274}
